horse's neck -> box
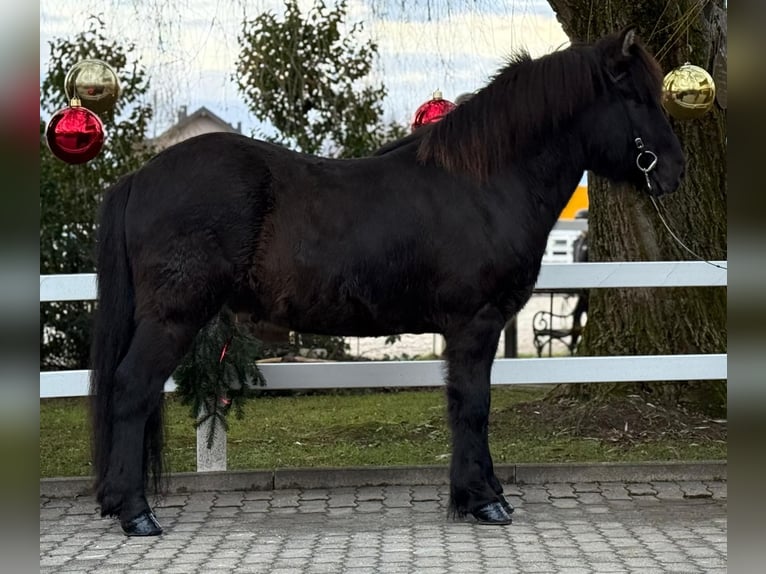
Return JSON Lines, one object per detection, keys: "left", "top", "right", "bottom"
{"left": 494, "top": 130, "right": 586, "bottom": 230}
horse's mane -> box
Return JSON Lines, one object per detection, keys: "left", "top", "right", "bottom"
{"left": 414, "top": 33, "right": 662, "bottom": 181}
{"left": 372, "top": 130, "right": 422, "bottom": 156}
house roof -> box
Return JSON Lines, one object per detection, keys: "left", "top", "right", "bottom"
{"left": 150, "top": 106, "right": 242, "bottom": 149}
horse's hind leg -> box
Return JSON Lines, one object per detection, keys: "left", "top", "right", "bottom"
{"left": 99, "top": 317, "right": 199, "bottom": 536}
{"left": 444, "top": 304, "right": 513, "bottom": 525}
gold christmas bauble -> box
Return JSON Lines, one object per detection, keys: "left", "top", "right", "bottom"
{"left": 662, "top": 63, "right": 716, "bottom": 120}
{"left": 64, "top": 59, "right": 120, "bottom": 115}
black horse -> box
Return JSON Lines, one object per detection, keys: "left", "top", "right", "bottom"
{"left": 90, "top": 28, "right": 684, "bottom": 535}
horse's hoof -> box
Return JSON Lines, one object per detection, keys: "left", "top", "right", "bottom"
{"left": 471, "top": 501, "right": 513, "bottom": 525}
{"left": 500, "top": 496, "right": 515, "bottom": 514}
{"left": 120, "top": 510, "right": 163, "bottom": 536}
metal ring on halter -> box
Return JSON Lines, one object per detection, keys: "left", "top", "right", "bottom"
{"left": 636, "top": 149, "right": 658, "bottom": 173}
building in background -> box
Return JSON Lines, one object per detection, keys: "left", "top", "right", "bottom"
{"left": 543, "top": 175, "right": 588, "bottom": 263}
{"left": 151, "top": 105, "right": 242, "bottom": 149}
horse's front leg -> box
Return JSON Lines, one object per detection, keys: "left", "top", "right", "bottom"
{"left": 444, "top": 303, "right": 513, "bottom": 525}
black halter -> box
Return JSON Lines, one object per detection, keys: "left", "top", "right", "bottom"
{"left": 608, "top": 70, "right": 659, "bottom": 192}
{"left": 634, "top": 137, "right": 658, "bottom": 191}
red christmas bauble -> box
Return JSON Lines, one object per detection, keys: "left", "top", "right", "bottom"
{"left": 45, "top": 104, "right": 105, "bottom": 164}
{"left": 411, "top": 90, "right": 456, "bottom": 131}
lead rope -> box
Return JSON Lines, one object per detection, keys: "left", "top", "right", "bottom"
{"left": 633, "top": 137, "right": 726, "bottom": 271}
{"left": 649, "top": 196, "right": 727, "bottom": 270}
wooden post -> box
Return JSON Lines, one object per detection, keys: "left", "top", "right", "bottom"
{"left": 196, "top": 408, "right": 227, "bottom": 472}
{"left": 504, "top": 317, "right": 518, "bottom": 358}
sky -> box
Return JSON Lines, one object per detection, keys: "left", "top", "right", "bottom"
{"left": 39, "top": 0, "right": 570, "bottom": 139}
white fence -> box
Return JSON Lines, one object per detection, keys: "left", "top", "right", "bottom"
{"left": 40, "top": 260, "right": 727, "bottom": 470}
{"left": 542, "top": 220, "right": 587, "bottom": 263}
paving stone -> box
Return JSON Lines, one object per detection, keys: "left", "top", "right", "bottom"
{"left": 356, "top": 500, "right": 384, "bottom": 513}
{"left": 553, "top": 557, "right": 590, "bottom": 568}
{"left": 589, "top": 562, "right": 627, "bottom": 572}
{"left": 650, "top": 481, "right": 686, "bottom": 500}
{"left": 212, "top": 493, "right": 244, "bottom": 507}
{"left": 242, "top": 491, "right": 273, "bottom": 501}
{"left": 382, "top": 488, "right": 413, "bottom": 507}
{"left": 625, "top": 483, "right": 657, "bottom": 496}
{"left": 572, "top": 482, "right": 602, "bottom": 493}
{"left": 141, "top": 548, "right": 178, "bottom": 560}
{"left": 447, "top": 552, "right": 483, "bottom": 563}
{"left": 704, "top": 480, "right": 727, "bottom": 496}
{"left": 241, "top": 500, "right": 270, "bottom": 512}
{"left": 300, "top": 488, "right": 330, "bottom": 500}
{"left": 327, "top": 494, "right": 357, "bottom": 508}
{"left": 155, "top": 567, "right": 193, "bottom": 574}
{"left": 632, "top": 496, "right": 663, "bottom": 508}
{"left": 546, "top": 482, "right": 577, "bottom": 498}
{"left": 240, "top": 553, "right": 279, "bottom": 564}
{"left": 548, "top": 546, "right": 581, "bottom": 557}
{"left": 522, "top": 486, "right": 550, "bottom": 503}
{"left": 622, "top": 556, "right": 661, "bottom": 568}
{"left": 599, "top": 484, "right": 631, "bottom": 500}
{"left": 355, "top": 487, "right": 384, "bottom": 501}
{"left": 270, "top": 492, "right": 301, "bottom": 507}
{"left": 576, "top": 492, "right": 606, "bottom": 505}
{"left": 503, "top": 484, "right": 523, "bottom": 496}
{"left": 411, "top": 486, "right": 441, "bottom": 501}
{"left": 691, "top": 556, "right": 728, "bottom": 569}
{"left": 38, "top": 479, "right": 727, "bottom": 573}
{"left": 662, "top": 566, "right": 702, "bottom": 573}
{"left": 677, "top": 481, "right": 713, "bottom": 498}
{"left": 209, "top": 506, "right": 240, "bottom": 516}
{"left": 552, "top": 498, "right": 580, "bottom": 508}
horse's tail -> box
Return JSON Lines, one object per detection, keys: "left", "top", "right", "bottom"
{"left": 90, "top": 173, "right": 141, "bottom": 499}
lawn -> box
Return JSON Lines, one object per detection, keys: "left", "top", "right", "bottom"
{"left": 40, "top": 386, "right": 726, "bottom": 478}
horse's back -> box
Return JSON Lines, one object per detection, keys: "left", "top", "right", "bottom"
{"left": 126, "top": 132, "right": 292, "bottom": 241}
{"left": 119, "top": 132, "right": 414, "bottom": 326}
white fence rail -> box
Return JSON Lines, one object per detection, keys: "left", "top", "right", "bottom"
{"left": 40, "top": 261, "right": 727, "bottom": 303}
{"left": 40, "top": 353, "right": 727, "bottom": 399}
{"left": 40, "top": 261, "right": 727, "bottom": 471}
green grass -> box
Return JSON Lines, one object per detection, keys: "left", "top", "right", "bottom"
{"left": 40, "top": 387, "right": 726, "bottom": 478}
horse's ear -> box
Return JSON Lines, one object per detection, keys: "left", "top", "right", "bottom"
{"left": 620, "top": 26, "right": 638, "bottom": 57}
{"left": 603, "top": 26, "right": 639, "bottom": 73}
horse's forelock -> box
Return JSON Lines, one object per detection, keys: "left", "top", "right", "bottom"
{"left": 632, "top": 45, "right": 665, "bottom": 101}
{"left": 598, "top": 31, "right": 664, "bottom": 102}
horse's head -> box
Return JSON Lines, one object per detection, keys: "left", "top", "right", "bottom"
{"left": 588, "top": 28, "right": 685, "bottom": 196}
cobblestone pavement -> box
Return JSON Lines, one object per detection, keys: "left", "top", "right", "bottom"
{"left": 40, "top": 480, "right": 727, "bottom": 573}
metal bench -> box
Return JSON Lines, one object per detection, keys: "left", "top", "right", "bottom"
{"left": 532, "top": 291, "right": 588, "bottom": 357}
{"left": 532, "top": 229, "right": 588, "bottom": 357}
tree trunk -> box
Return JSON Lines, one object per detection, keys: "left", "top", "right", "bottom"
{"left": 546, "top": 0, "right": 727, "bottom": 415}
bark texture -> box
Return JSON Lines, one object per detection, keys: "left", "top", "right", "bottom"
{"left": 547, "top": 0, "right": 727, "bottom": 414}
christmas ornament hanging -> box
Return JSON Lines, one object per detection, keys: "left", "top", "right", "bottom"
{"left": 64, "top": 59, "right": 120, "bottom": 115}
{"left": 661, "top": 63, "right": 716, "bottom": 120}
{"left": 411, "top": 90, "right": 456, "bottom": 131}
{"left": 45, "top": 98, "right": 105, "bottom": 164}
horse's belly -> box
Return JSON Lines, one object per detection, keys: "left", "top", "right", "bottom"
{"left": 259, "top": 284, "right": 438, "bottom": 338}
{"left": 284, "top": 302, "right": 437, "bottom": 337}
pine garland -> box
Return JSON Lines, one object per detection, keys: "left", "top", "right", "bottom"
{"left": 173, "top": 309, "right": 266, "bottom": 448}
